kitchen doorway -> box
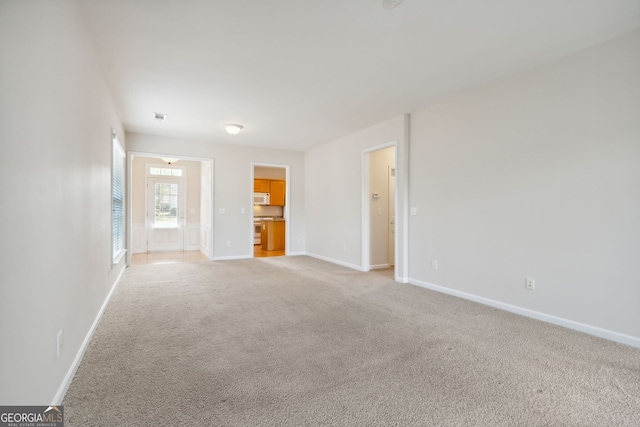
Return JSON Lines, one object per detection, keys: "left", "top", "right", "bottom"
{"left": 252, "top": 163, "right": 290, "bottom": 258}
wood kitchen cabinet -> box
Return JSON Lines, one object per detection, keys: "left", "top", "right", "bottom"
{"left": 254, "top": 179, "right": 270, "bottom": 192}
{"left": 269, "top": 180, "right": 285, "bottom": 206}
{"left": 261, "top": 221, "right": 285, "bottom": 251}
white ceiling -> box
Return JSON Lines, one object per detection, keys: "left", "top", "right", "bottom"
{"left": 78, "top": 0, "right": 640, "bottom": 151}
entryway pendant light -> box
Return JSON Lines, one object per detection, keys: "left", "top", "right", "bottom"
{"left": 225, "top": 124, "right": 243, "bottom": 135}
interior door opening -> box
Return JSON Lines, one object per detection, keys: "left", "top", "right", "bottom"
{"left": 252, "top": 164, "right": 289, "bottom": 258}
{"left": 128, "top": 154, "right": 214, "bottom": 264}
{"left": 363, "top": 144, "right": 397, "bottom": 274}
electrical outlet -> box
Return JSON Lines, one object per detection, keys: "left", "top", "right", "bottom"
{"left": 56, "top": 330, "right": 63, "bottom": 358}
{"left": 226, "top": 241, "right": 232, "bottom": 247}
{"left": 240, "top": 208, "right": 245, "bottom": 214}
{"left": 297, "top": 238, "right": 302, "bottom": 244}
{"left": 343, "top": 245, "right": 347, "bottom": 253}
{"left": 526, "top": 277, "right": 535, "bottom": 290}
{"left": 431, "top": 260, "right": 438, "bottom": 270}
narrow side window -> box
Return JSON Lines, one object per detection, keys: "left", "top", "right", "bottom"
{"left": 112, "top": 131, "right": 125, "bottom": 263}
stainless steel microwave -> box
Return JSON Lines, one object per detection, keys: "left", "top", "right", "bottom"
{"left": 254, "top": 192, "right": 270, "bottom": 205}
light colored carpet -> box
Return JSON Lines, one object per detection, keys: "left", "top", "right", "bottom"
{"left": 63, "top": 256, "right": 640, "bottom": 426}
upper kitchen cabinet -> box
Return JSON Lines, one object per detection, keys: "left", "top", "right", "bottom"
{"left": 254, "top": 179, "right": 270, "bottom": 193}
{"left": 270, "top": 180, "right": 285, "bottom": 206}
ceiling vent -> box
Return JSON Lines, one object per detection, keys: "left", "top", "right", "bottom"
{"left": 154, "top": 112, "right": 167, "bottom": 121}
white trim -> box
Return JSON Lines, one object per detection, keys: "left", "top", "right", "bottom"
{"left": 213, "top": 254, "right": 252, "bottom": 261}
{"left": 408, "top": 278, "right": 640, "bottom": 349}
{"left": 112, "top": 249, "right": 126, "bottom": 265}
{"left": 398, "top": 114, "right": 410, "bottom": 284}
{"left": 370, "top": 263, "right": 390, "bottom": 270}
{"left": 306, "top": 252, "right": 365, "bottom": 272}
{"left": 286, "top": 251, "right": 306, "bottom": 256}
{"left": 51, "top": 265, "right": 126, "bottom": 405}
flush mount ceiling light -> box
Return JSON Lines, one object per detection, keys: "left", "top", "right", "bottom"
{"left": 382, "top": 0, "right": 404, "bottom": 9}
{"left": 154, "top": 112, "right": 167, "bottom": 121}
{"left": 225, "top": 124, "right": 243, "bottom": 135}
{"left": 160, "top": 157, "right": 178, "bottom": 164}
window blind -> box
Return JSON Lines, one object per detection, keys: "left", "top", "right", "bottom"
{"left": 112, "top": 132, "right": 125, "bottom": 263}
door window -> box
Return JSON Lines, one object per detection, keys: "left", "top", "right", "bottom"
{"left": 153, "top": 182, "right": 179, "bottom": 228}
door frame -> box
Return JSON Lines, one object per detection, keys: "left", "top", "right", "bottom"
{"left": 127, "top": 151, "right": 215, "bottom": 265}
{"left": 361, "top": 129, "right": 409, "bottom": 283}
{"left": 250, "top": 162, "right": 291, "bottom": 256}
{"left": 388, "top": 165, "right": 396, "bottom": 267}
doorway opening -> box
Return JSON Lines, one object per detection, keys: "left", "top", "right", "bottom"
{"left": 128, "top": 153, "right": 214, "bottom": 265}
{"left": 368, "top": 146, "right": 396, "bottom": 269}
{"left": 362, "top": 144, "right": 397, "bottom": 276}
{"left": 252, "top": 163, "right": 289, "bottom": 258}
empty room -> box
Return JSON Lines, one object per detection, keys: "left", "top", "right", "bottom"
{"left": 1, "top": 0, "right": 639, "bottom": 425}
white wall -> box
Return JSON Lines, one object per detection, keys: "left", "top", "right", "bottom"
{"left": 0, "top": 0, "right": 126, "bottom": 404}
{"left": 126, "top": 133, "right": 306, "bottom": 259}
{"left": 305, "top": 115, "right": 407, "bottom": 273}
{"left": 408, "top": 30, "right": 640, "bottom": 345}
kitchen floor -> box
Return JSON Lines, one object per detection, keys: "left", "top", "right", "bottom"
{"left": 254, "top": 245, "right": 285, "bottom": 258}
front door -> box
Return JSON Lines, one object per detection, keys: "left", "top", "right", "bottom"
{"left": 147, "top": 177, "right": 185, "bottom": 252}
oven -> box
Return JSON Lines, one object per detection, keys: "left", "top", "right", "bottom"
{"left": 254, "top": 220, "right": 262, "bottom": 245}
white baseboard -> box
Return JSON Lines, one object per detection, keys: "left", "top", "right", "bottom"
{"left": 408, "top": 278, "right": 640, "bottom": 349}
{"left": 52, "top": 265, "right": 126, "bottom": 405}
{"left": 213, "top": 255, "right": 252, "bottom": 261}
{"left": 305, "top": 252, "right": 364, "bottom": 272}
{"left": 370, "top": 263, "right": 390, "bottom": 270}
{"left": 286, "top": 251, "right": 306, "bottom": 256}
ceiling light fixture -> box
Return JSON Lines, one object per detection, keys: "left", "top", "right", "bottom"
{"left": 225, "top": 124, "right": 243, "bottom": 135}
{"left": 160, "top": 157, "right": 178, "bottom": 164}
{"left": 382, "top": 0, "right": 403, "bottom": 9}
{"left": 154, "top": 112, "right": 167, "bottom": 121}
